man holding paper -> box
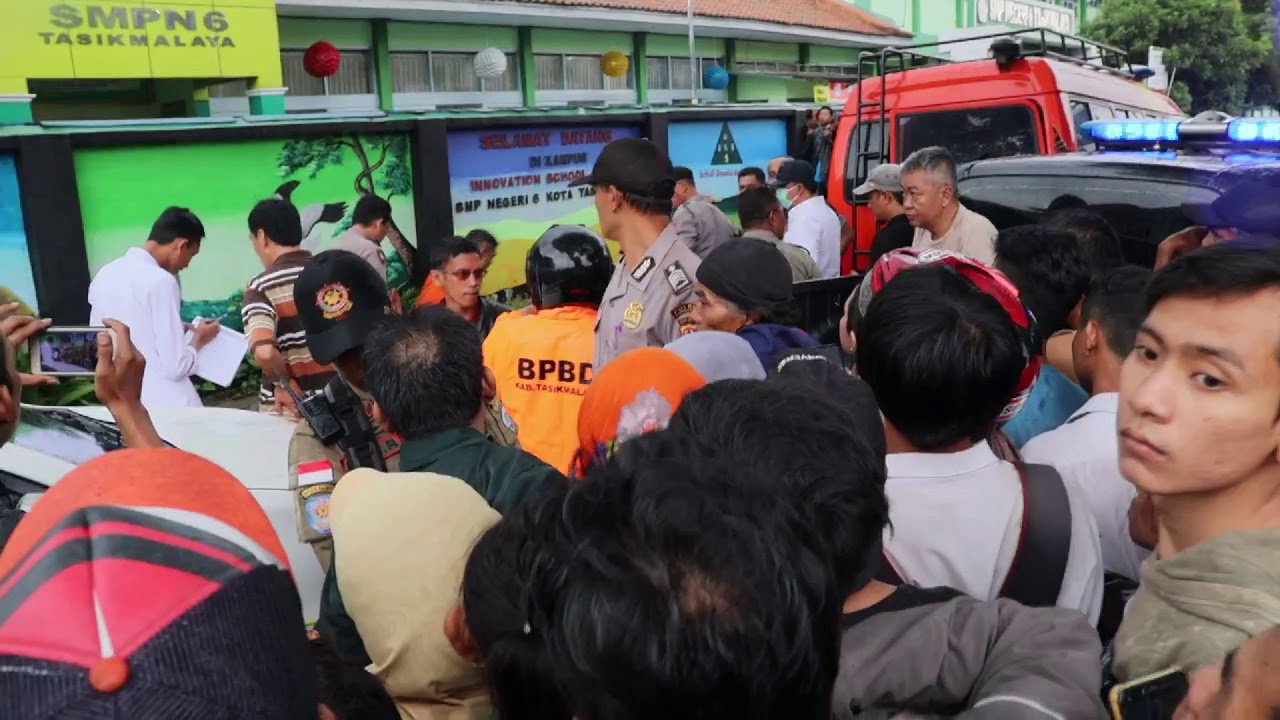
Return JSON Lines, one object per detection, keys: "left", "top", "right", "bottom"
{"left": 88, "top": 207, "right": 221, "bottom": 408}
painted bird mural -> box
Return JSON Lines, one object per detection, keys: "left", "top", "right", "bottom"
{"left": 274, "top": 180, "right": 348, "bottom": 251}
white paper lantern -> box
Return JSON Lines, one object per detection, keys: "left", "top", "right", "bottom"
{"left": 474, "top": 47, "right": 508, "bottom": 79}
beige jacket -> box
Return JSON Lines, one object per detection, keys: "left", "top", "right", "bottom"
{"left": 742, "top": 229, "right": 820, "bottom": 282}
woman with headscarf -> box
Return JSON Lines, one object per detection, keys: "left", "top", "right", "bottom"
{"left": 688, "top": 237, "right": 817, "bottom": 373}
{"left": 663, "top": 330, "right": 767, "bottom": 382}
{"left": 329, "top": 469, "right": 501, "bottom": 720}
{"left": 572, "top": 347, "right": 706, "bottom": 478}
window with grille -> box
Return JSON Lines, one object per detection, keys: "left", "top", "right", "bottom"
{"left": 648, "top": 56, "right": 726, "bottom": 90}
{"left": 281, "top": 50, "right": 371, "bottom": 96}
{"left": 390, "top": 51, "right": 518, "bottom": 93}
{"left": 535, "top": 53, "right": 633, "bottom": 91}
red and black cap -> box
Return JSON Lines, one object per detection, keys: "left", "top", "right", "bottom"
{"left": 569, "top": 137, "right": 676, "bottom": 203}
{"left": 297, "top": 249, "right": 393, "bottom": 366}
{"left": 0, "top": 448, "right": 316, "bottom": 719}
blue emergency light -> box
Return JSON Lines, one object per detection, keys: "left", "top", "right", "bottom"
{"left": 1227, "top": 119, "right": 1280, "bottom": 143}
{"left": 1082, "top": 119, "right": 1181, "bottom": 144}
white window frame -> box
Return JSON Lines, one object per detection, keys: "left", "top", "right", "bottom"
{"left": 532, "top": 52, "right": 636, "bottom": 107}
{"left": 647, "top": 55, "right": 729, "bottom": 105}
{"left": 279, "top": 48, "right": 379, "bottom": 114}
{"left": 391, "top": 49, "right": 522, "bottom": 111}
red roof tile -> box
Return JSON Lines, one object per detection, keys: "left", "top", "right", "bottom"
{"left": 511, "top": 0, "right": 911, "bottom": 37}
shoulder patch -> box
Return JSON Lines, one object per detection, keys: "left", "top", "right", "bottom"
{"left": 631, "top": 256, "right": 656, "bottom": 282}
{"left": 670, "top": 302, "right": 695, "bottom": 321}
{"left": 665, "top": 262, "right": 692, "bottom": 294}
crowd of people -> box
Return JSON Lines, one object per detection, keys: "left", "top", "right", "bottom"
{"left": 1, "top": 136, "right": 1280, "bottom": 719}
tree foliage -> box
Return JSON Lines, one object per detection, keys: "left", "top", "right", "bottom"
{"left": 1084, "top": 0, "right": 1269, "bottom": 114}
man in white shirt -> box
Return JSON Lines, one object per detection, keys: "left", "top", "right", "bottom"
{"left": 776, "top": 160, "right": 841, "bottom": 278}
{"left": 1023, "top": 266, "right": 1153, "bottom": 582}
{"left": 901, "top": 146, "right": 998, "bottom": 265}
{"left": 88, "top": 207, "right": 220, "bottom": 409}
{"left": 856, "top": 261, "right": 1103, "bottom": 624}
{"left": 331, "top": 195, "right": 391, "bottom": 283}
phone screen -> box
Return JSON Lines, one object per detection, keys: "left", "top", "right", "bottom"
{"left": 1109, "top": 667, "right": 1189, "bottom": 720}
{"left": 34, "top": 328, "right": 106, "bottom": 377}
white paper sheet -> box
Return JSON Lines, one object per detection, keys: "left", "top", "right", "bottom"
{"left": 185, "top": 319, "right": 248, "bottom": 388}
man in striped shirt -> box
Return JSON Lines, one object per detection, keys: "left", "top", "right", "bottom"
{"left": 243, "top": 198, "right": 337, "bottom": 416}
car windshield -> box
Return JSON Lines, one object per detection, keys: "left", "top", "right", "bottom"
{"left": 10, "top": 407, "right": 172, "bottom": 466}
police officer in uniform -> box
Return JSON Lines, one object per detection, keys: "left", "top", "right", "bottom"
{"left": 571, "top": 137, "right": 701, "bottom": 369}
{"left": 290, "top": 250, "right": 402, "bottom": 571}
{"left": 484, "top": 224, "right": 613, "bottom": 473}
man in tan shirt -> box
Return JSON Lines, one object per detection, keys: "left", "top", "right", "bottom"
{"left": 901, "top": 146, "right": 997, "bottom": 265}
{"left": 737, "top": 186, "right": 818, "bottom": 281}
{"left": 332, "top": 195, "right": 392, "bottom": 283}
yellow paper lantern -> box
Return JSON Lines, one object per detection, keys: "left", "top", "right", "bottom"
{"left": 601, "top": 51, "right": 630, "bottom": 78}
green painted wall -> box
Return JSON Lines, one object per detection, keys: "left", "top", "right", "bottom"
{"left": 278, "top": 18, "right": 372, "bottom": 50}
{"left": 808, "top": 45, "right": 859, "bottom": 65}
{"left": 388, "top": 23, "right": 517, "bottom": 51}
{"left": 735, "top": 41, "right": 800, "bottom": 63}
{"left": 531, "top": 28, "right": 631, "bottom": 54}
{"left": 646, "top": 34, "right": 726, "bottom": 57}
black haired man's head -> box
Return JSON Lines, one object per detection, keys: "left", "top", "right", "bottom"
{"left": 429, "top": 236, "right": 487, "bottom": 312}
{"left": 1073, "top": 266, "right": 1151, "bottom": 394}
{"left": 249, "top": 198, "right": 303, "bottom": 250}
{"left": 147, "top": 206, "right": 207, "bottom": 273}
{"left": 856, "top": 265, "right": 1025, "bottom": 450}
{"left": 737, "top": 186, "right": 785, "bottom": 237}
{"left": 1040, "top": 207, "right": 1125, "bottom": 276}
{"left": 362, "top": 305, "right": 486, "bottom": 438}
{"left": 542, "top": 430, "right": 840, "bottom": 720}
{"left": 310, "top": 637, "right": 400, "bottom": 720}
{"left": 994, "top": 224, "right": 1091, "bottom": 337}
{"left": 669, "top": 377, "right": 888, "bottom": 597}
{"left": 465, "top": 228, "right": 499, "bottom": 266}
{"left": 737, "top": 166, "right": 766, "bottom": 192}
{"left": 352, "top": 195, "right": 392, "bottom": 242}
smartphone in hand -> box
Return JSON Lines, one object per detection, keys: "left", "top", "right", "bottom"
{"left": 29, "top": 326, "right": 116, "bottom": 377}
{"left": 1109, "top": 667, "right": 1189, "bottom": 720}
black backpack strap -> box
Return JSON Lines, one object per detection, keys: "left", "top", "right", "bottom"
{"left": 1000, "top": 462, "right": 1072, "bottom": 607}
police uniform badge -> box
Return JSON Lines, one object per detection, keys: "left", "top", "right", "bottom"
{"left": 296, "top": 460, "right": 335, "bottom": 535}
{"left": 623, "top": 301, "right": 645, "bottom": 330}
{"left": 316, "top": 283, "right": 354, "bottom": 320}
{"left": 665, "top": 263, "right": 692, "bottom": 294}
{"left": 631, "top": 257, "right": 656, "bottom": 282}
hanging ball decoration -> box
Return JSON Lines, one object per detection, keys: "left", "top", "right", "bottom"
{"left": 303, "top": 41, "right": 341, "bottom": 78}
{"left": 474, "top": 47, "right": 508, "bottom": 79}
{"left": 703, "top": 64, "right": 730, "bottom": 91}
{"left": 601, "top": 51, "right": 630, "bottom": 78}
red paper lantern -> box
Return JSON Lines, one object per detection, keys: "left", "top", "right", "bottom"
{"left": 303, "top": 41, "right": 341, "bottom": 78}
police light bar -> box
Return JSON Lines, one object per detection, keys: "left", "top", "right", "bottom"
{"left": 1081, "top": 119, "right": 1181, "bottom": 144}
{"left": 1227, "top": 119, "right": 1280, "bottom": 143}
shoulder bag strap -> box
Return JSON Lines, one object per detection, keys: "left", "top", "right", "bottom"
{"left": 1000, "top": 462, "right": 1072, "bottom": 607}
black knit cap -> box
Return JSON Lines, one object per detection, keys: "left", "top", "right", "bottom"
{"left": 695, "top": 237, "right": 795, "bottom": 319}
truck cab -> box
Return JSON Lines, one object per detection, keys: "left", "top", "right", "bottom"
{"left": 826, "top": 29, "right": 1183, "bottom": 273}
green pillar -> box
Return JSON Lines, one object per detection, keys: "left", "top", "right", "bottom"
{"left": 247, "top": 87, "right": 287, "bottom": 115}
{"left": 633, "top": 33, "right": 649, "bottom": 106}
{"left": 193, "top": 87, "right": 212, "bottom": 118}
{"left": 372, "top": 20, "right": 394, "bottom": 112}
{"left": 956, "top": 0, "right": 967, "bottom": 27}
{"left": 0, "top": 95, "right": 34, "bottom": 125}
{"left": 799, "top": 43, "right": 812, "bottom": 67}
{"left": 911, "top": 0, "right": 922, "bottom": 34}
{"left": 725, "top": 39, "right": 739, "bottom": 103}
{"left": 518, "top": 27, "right": 536, "bottom": 108}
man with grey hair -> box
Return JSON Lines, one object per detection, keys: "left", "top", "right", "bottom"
{"left": 901, "top": 146, "right": 997, "bottom": 264}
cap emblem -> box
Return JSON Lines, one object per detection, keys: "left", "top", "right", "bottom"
{"left": 317, "top": 283, "right": 353, "bottom": 320}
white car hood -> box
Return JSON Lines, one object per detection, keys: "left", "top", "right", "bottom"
{"left": 1, "top": 405, "right": 296, "bottom": 492}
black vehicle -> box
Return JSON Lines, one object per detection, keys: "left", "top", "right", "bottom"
{"left": 796, "top": 114, "right": 1280, "bottom": 339}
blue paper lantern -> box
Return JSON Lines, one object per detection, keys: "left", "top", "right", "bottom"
{"left": 703, "top": 64, "right": 730, "bottom": 91}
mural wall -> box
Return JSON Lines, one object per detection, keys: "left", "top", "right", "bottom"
{"left": 0, "top": 154, "right": 39, "bottom": 312}
{"left": 447, "top": 124, "right": 641, "bottom": 293}
{"left": 74, "top": 133, "right": 416, "bottom": 327}
{"left": 667, "top": 118, "right": 788, "bottom": 222}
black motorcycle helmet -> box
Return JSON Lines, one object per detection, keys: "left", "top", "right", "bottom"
{"left": 526, "top": 225, "right": 614, "bottom": 309}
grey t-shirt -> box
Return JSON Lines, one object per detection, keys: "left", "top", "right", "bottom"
{"left": 332, "top": 228, "right": 389, "bottom": 282}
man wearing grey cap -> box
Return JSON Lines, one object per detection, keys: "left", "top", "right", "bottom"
{"left": 672, "top": 166, "right": 736, "bottom": 259}
{"left": 854, "top": 164, "right": 913, "bottom": 265}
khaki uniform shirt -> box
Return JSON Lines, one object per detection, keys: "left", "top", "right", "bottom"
{"left": 288, "top": 383, "right": 401, "bottom": 571}
{"left": 672, "top": 195, "right": 735, "bottom": 259}
{"left": 911, "top": 203, "right": 999, "bottom": 265}
{"left": 743, "top": 228, "right": 820, "bottom": 282}
{"left": 594, "top": 224, "right": 702, "bottom": 370}
{"left": 332, "top": 228, "right": 389, "bottom": 283}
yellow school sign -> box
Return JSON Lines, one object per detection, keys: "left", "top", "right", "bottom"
{"left": 0, "top": 1, "right": 283, "bottom": 96}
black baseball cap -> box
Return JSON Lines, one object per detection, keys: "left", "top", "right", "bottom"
{"left": 1183, "top": 165, "right": 1280, "bottom": 235}
{"left": 775, "top": 160, "right": 817, "bottom": 187}
{"left": 569, "top": 137, "right": 676, "bottom": 201}
{"left": 296, "top": 250, "right": 392, "bottom": 365}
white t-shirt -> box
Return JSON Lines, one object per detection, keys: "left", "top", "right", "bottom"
{"left": 911, "top": 203, "right": 998, "bottom": 265}
{"left": 89, "top": 247, "right": 202, "bottom": 409}
{"left": 883, "top": 442, "right": 1104, "bottom": 625}
{"left": 782, "top": 196, "right": 841, "bottom": 278}
{"left": 1022, "top": 392, "right": 1150, "bottom": 582}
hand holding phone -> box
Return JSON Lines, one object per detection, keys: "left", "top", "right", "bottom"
{"left": 29, "top": 326, "right": 116, "bottom": 378}
{"left": 1110, "top": 667, "right": 1189, "bottom": 720}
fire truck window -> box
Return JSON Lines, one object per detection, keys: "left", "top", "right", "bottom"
{"left": 1071, "top": 99, "right": 1095, "bottom": 150}
{"left": 1090, "top": 103, "right": 1115, "bottom": 120}
{"left": 843, "top": 120, "right": 884, "bottom": 203}
{"left": 897, "top": 105, "right": 1040, "bottom": 165}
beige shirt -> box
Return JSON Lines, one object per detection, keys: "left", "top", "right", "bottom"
{"left": 332, "top": 228, "right": 389, "bottom": 282}
{"left": 742, "top": 228, "right": 819, "bottom": 282}
{"left": 594, "top": 223, "right": 701, "bottom": 370}
{"left": 911, "top": 203, "right": 998, "bottom": 265}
